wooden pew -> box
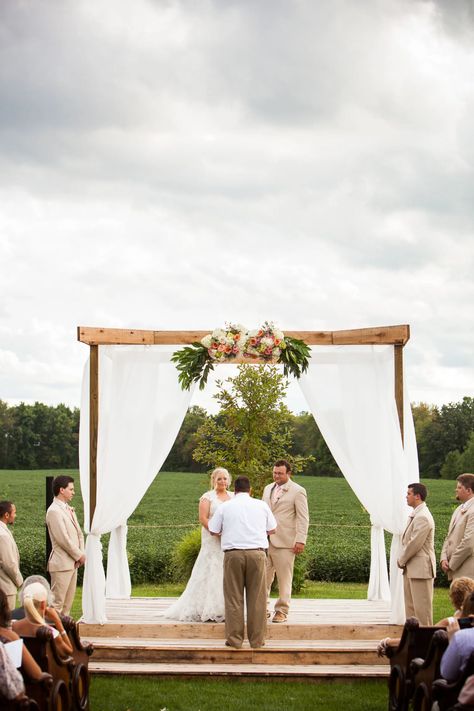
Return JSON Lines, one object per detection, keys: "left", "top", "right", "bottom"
{"left": 410, "top": 628, "right": 449, "bottom": 711}
{"left": 22, "top": 626, "right": 74, "bottom": 711}
{"left": 432, "top": 651, "right": 474, "bottom": 711}
{"left": 386, "top": 617, "right": 439, "bottom": 711}
{"left": 61, "top": 616, "right": 93, "bottom": 711}
{"left": 0, "top": 692, "right": 40, "bottom": 709}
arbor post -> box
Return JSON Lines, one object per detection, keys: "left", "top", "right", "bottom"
{"left": 89, "top": 345, "right": 99, "bottom": 529}
{"left": 394, "top": 344, "right": 404, "bottom": 446}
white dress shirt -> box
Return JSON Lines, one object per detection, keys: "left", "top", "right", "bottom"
{"left": 208, "top": 493, "right": 277, "bottom": 551}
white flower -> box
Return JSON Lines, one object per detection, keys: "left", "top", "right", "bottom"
{"left": 248, "top": 329, "right": 259, "bottom": 337}
{"left": 225, "top": 336, "right": 234, "bottom": 346}
{"left": 274, "top": 330, "right": 284, "bottom": 341}
{"left": 261, "top": 336, "right": 274, "bottom": 347}
{"left": 201, "top": 335, "right": 212, "bottom": 348}
{"left": 212, "top": 328, "right": 225, "bottom": 340}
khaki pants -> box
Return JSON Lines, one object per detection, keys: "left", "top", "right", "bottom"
{"left": 5, "top": 592, "right": 16, "bottom": 612}
{"left": 224, "top": 549, "right": 267, "bottom": 649}
{"left": 403, "top": 575, "right": 434, "bottom": 625}
{"left": 266, "top": 544, "right": 295, "bottom": 616}
{"left": 51, "top": 569, "right": 77, "bottom": 616}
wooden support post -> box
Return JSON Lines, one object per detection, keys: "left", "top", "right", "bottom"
{"left": 89, "top": 345, "right": 99, "bottom": 530}
{"left": 394, "top": 344, "right": 404, "bottom": 446}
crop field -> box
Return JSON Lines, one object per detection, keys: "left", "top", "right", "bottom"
{"left": 0, "top": 469, "right": 459, "bottom": 585}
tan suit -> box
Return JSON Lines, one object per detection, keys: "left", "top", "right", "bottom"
{"left": 0, "top": 521, "right": 23, "bottom": 611}
{"left": 398, "top": 502, "right": 436, "bottom": 625}
{"left": 263, "top": 478, "right": 309, "bottom": 616}
{"left": 441, "top": 498, "right": 474, "bottom": 581}
{"left": 46, "top": 498, "right": 84, "bottom": 615}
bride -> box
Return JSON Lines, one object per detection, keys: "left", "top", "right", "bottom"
{"left": 165, "top": 467, "right": 233, "bottom": 622}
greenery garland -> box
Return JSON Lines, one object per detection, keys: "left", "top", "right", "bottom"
{"left": 171, "top": 322, "right": 311, "bottom": 390}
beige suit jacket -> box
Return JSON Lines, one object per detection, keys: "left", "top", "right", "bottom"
{"left": 46, "top": 499, "right": 85, "bottom": 572}
{"left": 441, "top": 498, "right": 474, "bottom": 580}
{"left": 262, "top": 478, "right": 309, "bottom": 548}
{"left": 0, "top": 521, "right": 23, "bottom": 596}
{"left": 398, "top": 503, "right": 436, "bottom": 579}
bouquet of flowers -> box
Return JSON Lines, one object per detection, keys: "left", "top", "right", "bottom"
{"left": 172, "top": 321, "right": 311, "bottom": 391}
{"left": 244, "top": 322, "right": 285, "bottom": 361}
{"left": 201, "top": 324, "right": 248, "bottom": 361}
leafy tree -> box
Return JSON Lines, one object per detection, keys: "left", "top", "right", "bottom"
{"left": 163, "top": 406, "right": 208, "bottom": 472}
{"left": 290, "top": 412, "right": 341, "bottom": 477}
{"left": 460, "top": 432, "right": 474, "bottom": 472}
{"left": 193, "top": 365, "right": 313, "bottom": 495}
{"left": 440, "top": 450, "right": 462, "bottom": 480}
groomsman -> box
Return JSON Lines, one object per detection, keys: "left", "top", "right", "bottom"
{"left": 46, "top": 475, "right": 85, "bottom": 615}
{"left": 263, "top": 460, "right": 309, "bottom": 623}
{"left": 398, "top": 482, "right": 436, "bottom": 625}
{"left": 441, "top": 473, "right": 474, "bottom": 581}
{"left": 0, "top": 501, "right": 23, "bottom": 610}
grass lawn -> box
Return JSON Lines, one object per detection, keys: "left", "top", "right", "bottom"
{"left": 89, "top": 677, "right": 387, "bottom": 711}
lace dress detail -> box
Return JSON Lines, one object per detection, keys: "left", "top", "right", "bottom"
{"left": 164, "top": 490, "right": 232, "bottom": 622}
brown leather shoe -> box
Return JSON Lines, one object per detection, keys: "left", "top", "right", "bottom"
{"left": 272, "top": 611, "right": 287, "bottom": 623}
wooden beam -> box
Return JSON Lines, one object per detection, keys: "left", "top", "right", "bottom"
{"left": 89, "top": 345, "right": 99, "bottom": 529}
{"left": 394, "top": 344, "right": 404, "bottom": 445}
{"left": 78, "top": 324, "right": 410, "bottom": 346}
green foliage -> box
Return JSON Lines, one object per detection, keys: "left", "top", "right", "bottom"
{"left": 171, "top": 526, "right": 202, "bottom": 581}
{"left": 440, "top": 449, "right": 462, "bottom": 479}
{"left": 0, "top": 470, "right": 465, "bottom": 588}
{"left": 413, "top": 397, "right": 474, "bottom": 478}
{"left": 171, "top": 342, "right": 213, "bottom": 391}
{"left": 278, "top": 335, "right": 311, "bottom": 379}
{"left": 162, "top": 406, "right": 208, "bottom": 472}
{"left": 0, "top": 400, "right": 79, "bottom": 469}
{"left": 193, "top": 365, "right": 313, "bottom": 496}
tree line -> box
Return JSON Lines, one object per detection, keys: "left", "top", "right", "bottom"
{"left": 0, "top": 396, "right": 472, "bottom": 478}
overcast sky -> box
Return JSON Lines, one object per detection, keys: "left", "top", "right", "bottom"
{"left": 0, "top": 0, "right": 473, "bottom": 414}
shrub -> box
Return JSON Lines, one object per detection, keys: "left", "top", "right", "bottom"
{"left": 171, "top": 526, "right": 202, "bottom": 581}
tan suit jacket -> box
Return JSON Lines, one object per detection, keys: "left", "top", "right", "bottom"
{"left": 46, "top": 499, "right": 84, "bottom": 572}
{"left": 0, "top": 521, "right": 23, "bottom": 596}
{"left": 398, "top": 503, "right": 436, "bottom": 579}
{"left": 441, "top": 498, "right": 474, "bottom": 580}
{"left": 262, "top": 479, "right": 309, "bottom": 548}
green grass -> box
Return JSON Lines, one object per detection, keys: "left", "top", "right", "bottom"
{"left": 0, "top": 469, "right": 461, "bottom": 586}
{"left": 88, "top": 677, "right": 387, "bottom": 711}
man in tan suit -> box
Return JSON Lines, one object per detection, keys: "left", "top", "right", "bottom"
{"left": 398, "top": 482, "right": 436, "bottom": 625}
{"left": 46, "top": 475, "right": 85, "bottom": 615}
{"left": 0, "top": 501, "right": 23, "bottom": 611}
{"left": 262, "top": 459, "right": 309, "bottom": 623}
{"left": 441, "top": 473, "right": 474, "bottom": 581}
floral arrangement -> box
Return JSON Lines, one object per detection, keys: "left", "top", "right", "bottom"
{"left": 172, "top": 322, "right": 311, "bottom": 391}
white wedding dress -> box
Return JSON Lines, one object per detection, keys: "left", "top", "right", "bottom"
{"left": 164, "top": 489, "right": 232, "bottom": 623}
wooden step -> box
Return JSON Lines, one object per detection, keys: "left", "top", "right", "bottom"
{"left": 89, "top": 661, "right": 390, "bottom": 680}
{"left": 85, "top": 636, "right": 386, "bottom": 666}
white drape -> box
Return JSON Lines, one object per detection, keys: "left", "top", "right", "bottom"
{"left": 79, "top": 345, "right": 193, "bottom": 623}
{"left": 298, "top": 345, "right": 418, "bottom": 624}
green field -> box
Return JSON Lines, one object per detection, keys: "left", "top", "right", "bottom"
{"left": 0, "top": 470, "right": 459, "bottom": 585}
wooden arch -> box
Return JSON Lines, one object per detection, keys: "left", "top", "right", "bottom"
{"left": 78, "top": 323, "right": 410, "bottom": 527}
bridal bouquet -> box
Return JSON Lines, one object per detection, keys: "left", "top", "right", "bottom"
{"left": 172, "top": 322, "right": 310, "bottom": 391}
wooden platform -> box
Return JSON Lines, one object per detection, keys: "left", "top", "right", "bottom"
{"left": 80, "top": 597, "right": 398, "bottom": 680}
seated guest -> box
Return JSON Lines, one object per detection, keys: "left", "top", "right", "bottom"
{"left": 12, "top": 582, "right": 73, "bottom": 658}
{"left": 440, "top": 618, "right": 474, "bottom": 682}
{"left": 436, "top": 577, "right": 474, "bottom": 626}
{"left": 0, "top": 639, "right": 25, "bottom": 702}
{"left": 12, "top": 574, "right": 55, "bottom": 621}
{"left": 0, "top": 588, "right": 46, "bottom": 681}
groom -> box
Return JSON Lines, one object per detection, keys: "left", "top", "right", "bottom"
{"left": 209, "top": 476, "right": 276, "bottom": 649}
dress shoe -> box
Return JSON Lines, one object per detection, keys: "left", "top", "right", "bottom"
{"left": 225, "top": 641, "right": 241, "bottom": 649}
{"left": 272, "top": 611, "right": 287, "bottom": 623}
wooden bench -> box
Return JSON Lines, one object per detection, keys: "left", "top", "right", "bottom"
{"left": 410, "top": 628, "right": 449, "bottom": 711}
{"left": 61, "top": 615, "right": 93, "bottom": 711}
{"left": 386, "top": 617, "right": 439, "bottom": 711}
{"left": 432, "top": 651, "right": 474, "bottom": 711}
{"left": 22, "top": 626, "right": 74, "bottom": 711}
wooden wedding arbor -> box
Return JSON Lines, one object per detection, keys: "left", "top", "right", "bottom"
{"left": 78, "top": 323, "right": 410, "bottom": 530}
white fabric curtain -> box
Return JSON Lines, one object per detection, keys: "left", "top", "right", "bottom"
{"left": 79, "top": 345, "right": 193, "bottom": 623}
{"left": 298, "top": 345, "right": 418, "bottom": 624}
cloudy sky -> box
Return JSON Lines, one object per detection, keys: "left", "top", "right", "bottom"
{"left": 0, "top": 0, "right": 473, "bottom": 414}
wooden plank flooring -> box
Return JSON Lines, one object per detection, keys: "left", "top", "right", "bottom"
{"left": 81, "top": 597, "right": 395, "bottom": 679}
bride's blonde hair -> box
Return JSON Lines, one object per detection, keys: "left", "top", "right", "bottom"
{"left": 210, "top": 467, "right": 231, "bottom": 489}
{"left": 22, "top": 582, "right": 48, "bottom": 625}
